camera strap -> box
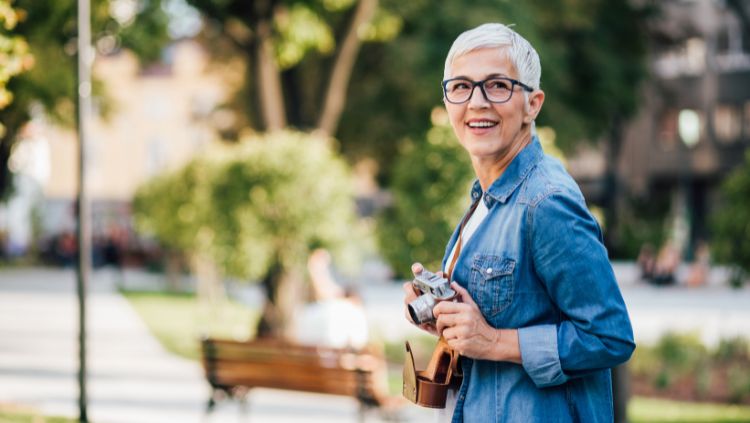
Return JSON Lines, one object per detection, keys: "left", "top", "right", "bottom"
{"left": 446, "top": 197, "right": 481, "bottom": 280}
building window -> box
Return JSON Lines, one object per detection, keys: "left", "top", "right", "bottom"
{"left": 658, "top": 109, "right": 679, "bottom": 150}
{"left": 714, "top": 104, "right": 741, "bottom": 144}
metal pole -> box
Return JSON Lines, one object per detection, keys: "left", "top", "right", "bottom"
{"left": 76, "top": 0, "right": 92, "bottom": 421}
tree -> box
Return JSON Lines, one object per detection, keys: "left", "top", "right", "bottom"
{"left": 185, "top": 0, "right": 400, "bottom": 136}
{"left": 0, "top": 0, "right": 33, "bottom": 135}
{"left": 711, "top": 150, "right": 750, "bottom": 288}
{"left": 376, "top": 122, "right": 474, "bottom": 277}
{"left": 133, "top": 131, "right": 359, "bottom": 337}
{"left": 0, "top": 0, "right": 171, "bottom": 199}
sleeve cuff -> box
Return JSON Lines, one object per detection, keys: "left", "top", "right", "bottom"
{"left": 518, "top": 324, "right": 569, "bottom": 387}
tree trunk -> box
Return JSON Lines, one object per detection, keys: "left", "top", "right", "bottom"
{"left": 0, "top": 110, "right": 27, "bottom": 200}
{"left": 612, "top": 363, "right": 631, "bottom": 423}
{"left": 164, "top": 249, "right": 183, "bottom": 292}
{"left": 255, "top": 262, "right": 304, "bottom": 339}
{"left": 316, "top": 0, "right": 378, "bottom": 136}
{"left": 191, "top": 252, "right": 226, "bottom": 335}
{"left": 603, "top": 113, "right": 624, "bottom": 255}
{"left": 254, "top": 4, "right": 286, "bottom": 131}
{"left": 0, "top": 137, "right": 14, "bottom": 201}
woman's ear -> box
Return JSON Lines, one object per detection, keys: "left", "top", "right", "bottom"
{"left": 526, "top": 90, "right": 545, "bottom": 122}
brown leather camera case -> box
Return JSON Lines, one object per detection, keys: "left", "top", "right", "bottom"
{"left": 402, "top": 338, "right": 462, "bottom": 408}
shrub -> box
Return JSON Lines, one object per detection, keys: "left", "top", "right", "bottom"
{"left": 133, "top": 131, "right": 360, "bottom": 334}
{"left": 376, "top": 124, "right": 474, "bottom": 278}
{"left": 711, "top": 150, "right": 750, "bottom": 287}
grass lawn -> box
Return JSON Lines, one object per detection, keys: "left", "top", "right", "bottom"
{"left": 121, "top": 289, "right": 258, "bottom": 360}
{"left": 0, "top": 404, "right": 76, "bottom": 423}
{"left": 629, "top": 397, "right": 750, "bottom": 422}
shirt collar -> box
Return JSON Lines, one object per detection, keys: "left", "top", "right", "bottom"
{"left": 470, "top": 135, "right": 544, "bottom": 207}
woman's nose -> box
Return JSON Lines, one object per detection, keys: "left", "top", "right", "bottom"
{"left": 468, "top": 85, "right": 489, "bottom": 109}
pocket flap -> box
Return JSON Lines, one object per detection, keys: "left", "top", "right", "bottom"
{"left": 472, "top": 255, "right": 515, "bottom": 279}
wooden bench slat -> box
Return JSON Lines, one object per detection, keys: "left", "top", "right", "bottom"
{"left": 201, "top": 337, "right": 387, "bottom": 411}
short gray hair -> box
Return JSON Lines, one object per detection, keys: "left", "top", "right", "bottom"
{"left": 443, "top": 23, "right": 541, "bottom": 90}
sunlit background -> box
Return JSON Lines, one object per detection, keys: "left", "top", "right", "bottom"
{"left": 1, "top": 0, "right": 750, "bottom": 422}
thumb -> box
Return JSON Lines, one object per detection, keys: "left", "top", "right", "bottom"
{"left": 451, "top": 282, "right": 477, "bottom": 306}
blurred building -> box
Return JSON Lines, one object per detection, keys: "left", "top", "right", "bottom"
{"left": 6, "top": 40, "right": 237, "bottom": 253}
{"left": 574, "top": 0, "right": 750, "bottom": 258}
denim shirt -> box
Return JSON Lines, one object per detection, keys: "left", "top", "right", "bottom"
{"left": 443, "top": 137, "right": 635, "bottom": 423}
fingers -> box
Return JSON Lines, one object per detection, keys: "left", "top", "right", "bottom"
{"left": 432, "top": 299, "right": 467, "bottom": 316}
{"left": 451, "top": 282, "right": 477, "bottom": 306}
{"left": 402, "top": 281, "right": 417, "bottom": 298}
{"left": 402, "top": 282, "right": 418, "bottom": 324}
{"left": 411, "top": 262, "right": 424, "bottom": 276}
{"left": 436, "top": 312, "right": 456, "bottom": 334}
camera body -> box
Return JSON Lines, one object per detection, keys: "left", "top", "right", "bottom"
{"left": 408, "top": 270, "right": 456, "bottom": 325}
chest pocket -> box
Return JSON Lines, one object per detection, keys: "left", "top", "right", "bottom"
{"left": 470, "top": 255, "right": 515, "bottom": 317}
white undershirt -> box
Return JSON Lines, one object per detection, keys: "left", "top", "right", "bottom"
{"left": 437, "top": 194, "right": 489, "bottom": 422}
{"left": 444, "top": 194, "right": 489, "bottom": 276}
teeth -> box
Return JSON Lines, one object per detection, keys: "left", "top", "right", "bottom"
{"left": 468, "top": 121, "right": 497, "bottom": 128}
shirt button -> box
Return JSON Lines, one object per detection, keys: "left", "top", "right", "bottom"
{"left": 486, "top": 268, "right": 493, "bottom": 274}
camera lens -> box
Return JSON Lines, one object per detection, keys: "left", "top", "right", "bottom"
{"left": 408, "top": 293, "right": 436, "bottom": 324}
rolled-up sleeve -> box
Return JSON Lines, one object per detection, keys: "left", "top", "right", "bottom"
{"left": 518, "top": 324, "right": 568, "bottom": 387}
{"left": 519, "top": 189, "right": 635, "bottom": 388}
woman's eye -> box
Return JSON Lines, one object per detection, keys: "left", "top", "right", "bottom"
{"left": 487, "top": 80, "right": 510, "bottom": 90}
{"left": 451, "top": 82, "right": 470, "bottom": 91}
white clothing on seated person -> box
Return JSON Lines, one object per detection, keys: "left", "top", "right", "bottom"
{"left": 293, "top": 298, "right": 369, "bottom": 349}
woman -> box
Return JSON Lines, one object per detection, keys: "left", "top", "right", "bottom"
{"left": 403, "top": 23, "right": 634, "bottom": 422}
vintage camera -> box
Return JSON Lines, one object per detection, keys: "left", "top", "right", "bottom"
{"left": 408, "top": 270, "right": 457, "bottom": 325}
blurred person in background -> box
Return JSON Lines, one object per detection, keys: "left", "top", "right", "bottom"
{"left": 403, "top": 23, "right": 634, "bottom": 422}
{"left": 651, "top": 241, "right": 680, "bottom": 286}
{"left": 293, "top": 248, "right": 369, "bottom": 350}
{"left": 637, "top": 242, "right": 656, "bottom": 282}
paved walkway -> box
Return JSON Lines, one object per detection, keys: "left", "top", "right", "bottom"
{"left": 0, "top": 267, "right": 431, "bottom": 423}
{"left": 1, "top": 265, "right": 750, "bottom": 422}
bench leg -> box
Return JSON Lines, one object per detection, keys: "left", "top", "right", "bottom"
{"left": 206, "top": 388, "right": 219, "bottom": 414}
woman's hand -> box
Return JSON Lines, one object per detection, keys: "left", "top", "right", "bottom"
{"left": 434, "top": 282, "right": 520, "bottom": 363}
{"left": 402, "top": 262, "right": 439, "bottom": 336}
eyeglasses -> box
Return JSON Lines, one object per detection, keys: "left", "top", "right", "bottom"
{"left": 442, "top": 77, "right": 534, "bottom": 104}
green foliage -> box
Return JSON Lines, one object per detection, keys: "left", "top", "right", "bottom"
{"left": 0, "top": 0, "right": 32, "bottom": 130}
{"left": 615, "top": 194, "right": 671, "bottom": 259}
{"left": 654, "top": 333, "right": 709, "bottom": 385}
{"left": 133, "top": 130, "right": 359, "bottom": 281}
{"left": 631, "top": 332, "right": 750, "bottom": 404}
{"left": 716, "top": 337, "right": 750, "bottom": 363}
{"left": 376, "top": 124, "right": 474, "bottom": 278}
{"left": 186, "top": 0, "right": 401, "bottom": 129}
{"left": 132, "top": 156, "right": 218, "bottom": 254}
{"left": 711, "top": 150, "right": 750, "bottom": 284}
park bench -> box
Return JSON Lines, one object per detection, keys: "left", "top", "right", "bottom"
{"left": 200, "top": 337, "right": 394, "bottom": 420}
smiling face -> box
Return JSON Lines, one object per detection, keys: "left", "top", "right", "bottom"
{"left": 445, "top": 48, "right": 544, "bottom": 170}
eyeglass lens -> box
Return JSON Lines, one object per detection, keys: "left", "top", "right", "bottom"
{"left": 444, "top": 78, "right": 514, "bottom": 103}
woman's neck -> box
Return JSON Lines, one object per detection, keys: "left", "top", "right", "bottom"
{"left": 473, "top": 131, "right": 532, "bottom": 192}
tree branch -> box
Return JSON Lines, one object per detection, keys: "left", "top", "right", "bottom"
{"left": 316, "top": 0, "right": 378, "bottom": 136}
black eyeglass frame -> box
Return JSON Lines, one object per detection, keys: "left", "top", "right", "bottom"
{"left": 441, "top": 77, "right": 534, "bottom": 104}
